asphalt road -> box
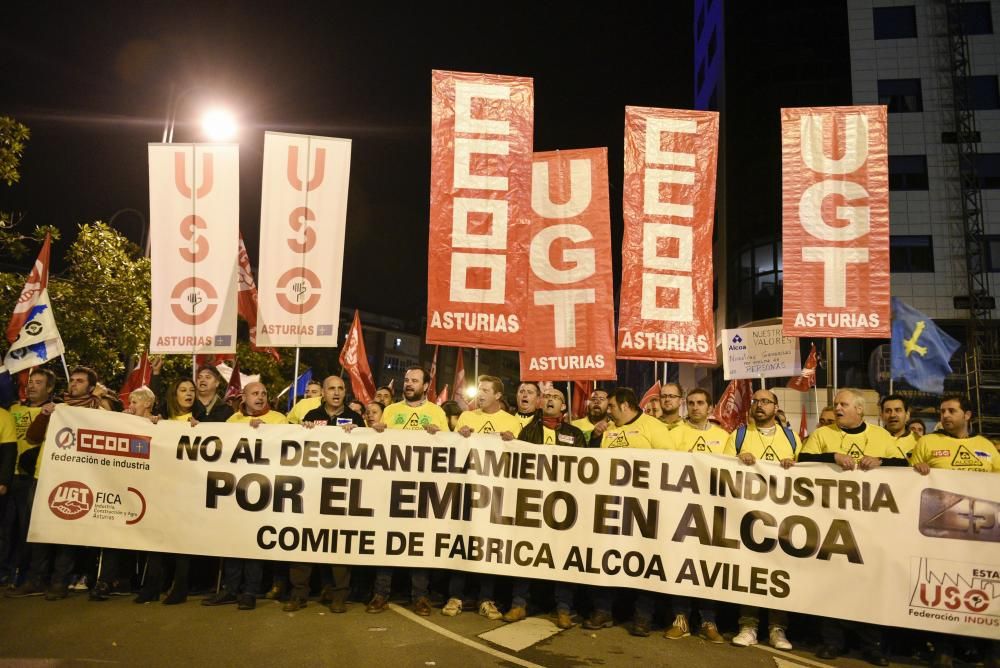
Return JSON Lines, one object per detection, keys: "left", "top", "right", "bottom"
{"left": 0, "top": 591, "right": 935, "bottom": 668}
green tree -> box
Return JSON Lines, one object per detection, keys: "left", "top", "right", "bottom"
{"left": 0, "top": 116, "right": 29, "bottom": 187}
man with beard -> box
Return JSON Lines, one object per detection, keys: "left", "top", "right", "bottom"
{"left": 282, "top": 376, "right": 367, "bottom": 613}
{"left": 912, "top": 395, "right": 1000, "bottom": 668}
{"left": 658, "top": 382, "right": 685, "bottom": 430}
{"left": 572, "top": 388, "right": 608, "bottom": 443}
{"left": 1, "top": 368, "right": 56, "bottom": 586}
{"left": 585, "top": 387, "right": 673, "bottom": 636}
{"left": 503, "top": 388, "right": 586, "bottom": 627}
{"left": 879, "top": 394, "right": 915, "bottom": 460}
{"left": 8, "top": 367, "right": 106, "bottom": 600}
{"left": 725, "top": 389, "right": 797, "bottom": 650}
{"left": 447, "top": 376, "right": 521, "bottom": 620}
{"left": 368, "top": 367, "right": 447, "bottom": 616}
{"left": 514, "top": 382, "right": 541, "bottom": 429}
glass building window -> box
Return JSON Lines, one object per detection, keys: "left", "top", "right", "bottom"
{"left": 890, "top": 235, "right": 934, "bottom": 272}
{"left": 973, "top": 154, "right": 1000, "bottom": 189}
{"left": 878, "top": 78, "right": 923, "bottom": 112}
{"left": 968, "top": 75, "right": 1000, "bottom": 110}
{"left": 737, "top": 241, "right": 782, "bottom": 320}
{"left": 985, "top": 236, "right": 1000, "bottom": 271}
{"left": 873, "top": 6, "right": 917, "bottom": 39}
{"left": 889, "top": 155, "right": 929, "bottom": 190}
{"left": 959, "top": 2, "right": 993, "bottom": 35}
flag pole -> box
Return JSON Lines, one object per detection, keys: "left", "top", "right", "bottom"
{"left": 293, "top": 347, "right": 301, "bottom": 405}
{"left": 567, "top": 381, "right": 572, "bottom": 420}
{"left": 192, "top": 354, "right": 196, "bottom": 382}
{"left": 474, "top": 348, "right": 479, "bottom": 382}
{"left": 59, "top": 354, "right": 71, "bottom": 385}
{"left": 832, "top": 339, "right": 839, "bottom": 396}
{"left": 760, "top": 375, "right": 766, "bottom": 391}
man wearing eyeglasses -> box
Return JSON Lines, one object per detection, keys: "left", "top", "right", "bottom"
{"left": 658, "top": 382, "right": 685, "bottom": 430}
{"left": 724, "top": 389, "right": 798, "bottom": 651}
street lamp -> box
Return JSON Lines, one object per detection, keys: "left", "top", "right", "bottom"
{"left": 161, "top": 85, "right": 238, "bottom": 143}
{"left": 107, "top": 208, "right": 149, "bottom": 254}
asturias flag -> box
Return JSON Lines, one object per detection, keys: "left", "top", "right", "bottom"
{"left": 890, "top": 298, "right": 960, "bottom": 394}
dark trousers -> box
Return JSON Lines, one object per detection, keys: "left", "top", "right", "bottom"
{"left": 0, "top": 476, "right": 33, "bottom": 580}
{"left": 591, "top": 586, "right": 657, "bottom": 621}
{"left": 821, "top": 618, "right": 883, "bottom": 650}
{"left": 141, "top": 553, "right": 191, "bottom": 596}
{"left": 223, "top": 559, "right": 262, "bottom": 596}
{"left": 374, "top": 567, "right": 429, "bottom": 600}
{"left": 672, "top": 596, "right": 717, "bottom": 624}
{"left": 447, "top": 571, "right": 495, "bottom": 602}
{"left": 289, "top": 562, "right": 350, "bottom": 602}
{"left": 511, "top": 578, "right": 575, "bottom": 612}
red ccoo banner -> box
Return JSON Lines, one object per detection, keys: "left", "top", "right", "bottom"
{"left": 520, "top": 149, "right": 616, "bottom": 381}
{"left": 426, "top": 70, "right": 533, "bottom": 350}
{"left": 781, "top": 106, "right": 889, "bottom": 338}
{"left": 618, "top": 107, "right": 719, "bottom": 363}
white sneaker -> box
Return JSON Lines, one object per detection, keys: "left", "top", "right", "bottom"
{"left": 769, "top": 627, "right": 792, "bottom": 650}
{"left": 478, "top": 599, "right": 502, "bottom": 620}
{"left": 732, "top": 625, "right": 758, "bottom": 647}
{"left": 68, "top": 576, "right": 89, "bottom": 592}
{"left": 441, "top": 597, "right": 462, "bottom": 617}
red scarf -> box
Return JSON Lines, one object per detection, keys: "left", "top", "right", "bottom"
{"left": 542, "top": 415, "right": 563, "bottom": 430}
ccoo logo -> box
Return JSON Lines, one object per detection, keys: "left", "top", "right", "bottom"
{"left": 48, "top": 481, "right": 93, "bottom": 520}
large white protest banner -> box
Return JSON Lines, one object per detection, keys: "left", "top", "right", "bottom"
{"left": 722, "top": 324, "right": 801, "bottom": 380}
{"left": 31, "top": 406, "right": 1000, "bottom": 640}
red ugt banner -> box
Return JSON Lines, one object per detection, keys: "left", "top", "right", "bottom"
{"left": 426, "top": 70, "right": 533, "bottom": 350}
{"left": 520, "top": 149, "right": 616, "bottom": 381}
{"left": 781, "top": 106, "right": 889, "bottom": 338}
{"left": 618, "top": 107, "right": 719, "bottom": 363}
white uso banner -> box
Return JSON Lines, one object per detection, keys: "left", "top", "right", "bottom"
{"left": 722, "top": 324, "right": 801, "bottom": 380}
{"left": 148, "top": 144, "right": 239, "bottom": 354}
{"left": 257, "top": 132, "right": 351, "bottom": 347}
{"left": 31, "top": 406, "right": 999, "bottom": 640}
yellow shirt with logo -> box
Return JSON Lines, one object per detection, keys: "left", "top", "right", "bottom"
{"left": 515, "top": 412, "right": 536, "bottom": 429}
{"left": 226, "top": 410, "right": 288, "bottom": 425}
{"left": 889, "top": 432, "right": 917, "bottom": 460}
{"left": 801, "top": 423, "right": 893, "bottom": 461}
{"left": 571, "top": 417, "right": 599, "bottom": 441}
{"left": 910, "top": 432, "right": 1000, "bottom": 473}
{"left": 723, "top": 423, "right": 800, "bottom": 462}
{"left": 0, "top": 407, "right": 16, "bottom": 446}
{"left": 673, "top": 422, "right": 731, "bottom": 455}
{"left": 661, "top": 417, "right": 685, "bottom": 431}
{"left": 11, "top": 404, "right": 42, "bottom": 473}
{"left": 456, "top": 409, "right": 523, "bottom": 436}
{"left": 286, "top": 396, "right": 322, "bottom": 424}
{"left": 600, "top": 413, "right": 675, "bottom": 449}
{"left": 382, "top": 401, "right": 449, "bottom": 431}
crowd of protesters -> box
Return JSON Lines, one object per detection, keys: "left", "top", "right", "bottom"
{"left": 0, "top": 361, "right": 996, "bottom": 668}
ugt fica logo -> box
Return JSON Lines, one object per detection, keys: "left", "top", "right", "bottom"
{"left": 48, "top": 481, "right": 93, "bottom": 520}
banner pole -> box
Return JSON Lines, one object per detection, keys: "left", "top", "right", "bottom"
{"left": 832, "top": 339, "right": 839, "bottom": 396}
{"left": 474, "top": 348, "right": 479, "bottom": 382}
{"left": 293, "top": 347, "right": 301, "bottom": 405}
{"left": 653, "top": 361, "right": 658, "bottom": 388}
{"left": 889, "top": 378, "right": 894, "bottom": 395}
{"left": 59, "top": 354, "right": 71, "bottom": 385}
{"left": 760, "top": 375, "right": 766, "bottom": 391}
{"left": 813, "top": 385, "right": 821, "bottom": 427}
{"left": 192, "top": 354, "right": 196, "bottom": 382}
{"left": 567, "top": 381, "right": 572, "bottom": 420}
{"left": 663, "top": 361, "right": 669, "bottom": 385}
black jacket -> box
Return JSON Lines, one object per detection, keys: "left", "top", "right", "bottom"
{"left": 518, "top": 412, "right": 588, "bottom": 448}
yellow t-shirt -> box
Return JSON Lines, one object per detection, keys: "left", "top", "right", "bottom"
{"left": 600, "top": 413, "right": 674, "bottom": 449}
{"left": 661, "top": 417, "right": 685, "bottom": 431}
{"left": 571, "top": 417, "right": 599, "bottom": 441}
{"left": 382, "top": 401, "right": 449, "bottom": 431}
{"left": 673, "top": 422, "right": 731, "bottom": 455}
{"left": 910, "top": 432, "right": 1000, "bottom": 473}
{"left": 0, "top": 407, "right": 17, "bottom": 446}
{"left": 455, "top": 409, "right": 523, "bottom": 436}
{"left": 172, "top": 413, "right": 193, "bottom": 422}
{"left": 723, "top": 423, "right": 800, "bottom": 462}
{"left": 10, "top": 404, "right": 42, "bottom": 472}
{"left": 801, "top": 423, "right": 893, "bottom": 461}
{"left": 286, "top": 397, "right": 322, "bottom": 424}
{"left": 515, "top": 413, "right": 536, "bottom": 429}
{"left": 226, "top": 410, "right": 288, "bottom": 425}
{"left": 889, "top": 432, "right": 917, "bottom": 460}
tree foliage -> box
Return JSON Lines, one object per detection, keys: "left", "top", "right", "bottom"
{"left": 0, "top": 116, "right": 29, "bottom": 187}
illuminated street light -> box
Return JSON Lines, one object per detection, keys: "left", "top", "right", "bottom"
{"left": 464, "top": 385, "right": 477, "bottom": 400}
{"left": 201, "top": 108, "right": 238, "bottom": 141}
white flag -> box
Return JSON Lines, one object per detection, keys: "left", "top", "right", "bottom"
{"left": 3, "top": 289, "right": 65, "bottom": 373}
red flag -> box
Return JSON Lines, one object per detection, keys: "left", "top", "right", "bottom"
{"left": 799, "top": 402, "right": 809, "bottom": 440}
{"left": 118, "top": 351, "right": 152, "bottom": 405}
{"left": 435, "top": 384, "right": 449, "bottom": 406}
{"left": 427, "top": 345, "right": 439, "bottom": 403}
{"left": 6, "top": 233, "right": 51, "bottom": 343}
{"left": 781, "top": 106, "right": 889, "bottom": 338}
{"left": 711, "top": 379, "right": 753, "bottom": 432}
{"left": 339, "top": 310, "right": 376, "bottom": 405}
{"left": 237, "top": 234, "right": 280, "bottom": 361}
{"left": 224, "top": 359, "right": 243, "bottom": 402}
{"left": 453, "top": 348, "right": 467, "bottom": 410}
{"left": 639, "top": 381, "right": 661, "bottom": 410}
{"left": 787, "top": 343, "right": 818, "bottom": 392}
{"left": 572, "top": 380, "right": 593, "bottom": 420}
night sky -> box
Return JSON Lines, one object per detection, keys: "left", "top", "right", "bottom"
{"left": 2, "top": 3, "right": 692, "bottom": 322}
